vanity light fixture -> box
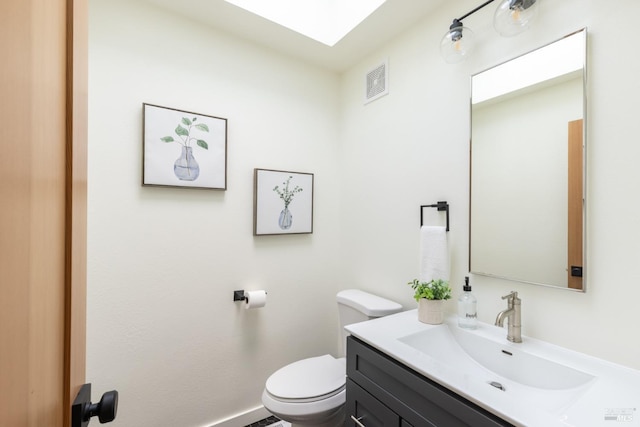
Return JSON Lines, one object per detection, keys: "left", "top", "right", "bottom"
{"left": 440, "top": 0, "right": 539, "bottom": 63}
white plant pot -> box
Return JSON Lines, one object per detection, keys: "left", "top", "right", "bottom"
{"left": 418, "top": 299, "right": 444, "bottom": 325}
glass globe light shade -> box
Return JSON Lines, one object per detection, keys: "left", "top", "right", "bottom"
{"left": 440, "top": 22, "right": 475, "bottom": 64}
{"left": 494, "top": 0, "right": 539, "bottom": 37}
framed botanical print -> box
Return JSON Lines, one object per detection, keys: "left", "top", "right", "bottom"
{"left": 254, "top": 169, "right": 314, "bottom": 235}
{"left": 143, "top": 103, "right": 227, "bottom": 189}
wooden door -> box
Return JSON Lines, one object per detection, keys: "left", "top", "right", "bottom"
{"left": 567, "top": 119, "right": 584, "bottom": 290}
{"left": 0, "top": 0, "right": 88, "bottom": 426}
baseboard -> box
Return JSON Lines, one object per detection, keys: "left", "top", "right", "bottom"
{"left": 204, "top": 405, "right": 271, "bottom": 427}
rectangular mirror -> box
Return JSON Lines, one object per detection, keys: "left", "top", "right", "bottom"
{"left": 470, "top": 29, "right": 587, "bottom": 291}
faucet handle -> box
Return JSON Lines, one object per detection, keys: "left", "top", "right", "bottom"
{"left": 501, "top": 291, "right": 518, "bottom": 301}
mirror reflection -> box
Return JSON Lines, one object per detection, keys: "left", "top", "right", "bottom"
{"left": 469, "top": 29, "right": 587, "bottom": 291}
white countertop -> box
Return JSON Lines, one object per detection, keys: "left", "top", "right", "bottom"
{"left": 345, "top": 310, "right": 640, "bottom": 427}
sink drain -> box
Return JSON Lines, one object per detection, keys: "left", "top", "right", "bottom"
{"left": 488, "top": 381, "right": 506, "bottom": 391}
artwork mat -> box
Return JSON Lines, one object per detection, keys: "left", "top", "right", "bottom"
{"left": 254, "top": 168, "right": 314, "bottom": 235}
{"left": 143, "top": 103, "right": 227, "bottom": 189}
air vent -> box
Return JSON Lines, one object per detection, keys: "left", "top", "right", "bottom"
{"left": 364, "top": 60, "right": 389, "bottom": 104}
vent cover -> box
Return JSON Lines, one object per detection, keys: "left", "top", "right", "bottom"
{"left": 365, "top": 60, "right": 389, "bottom": 104}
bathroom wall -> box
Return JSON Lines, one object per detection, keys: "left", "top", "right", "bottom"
{"left": 340, "top": 0, "right": 640, "bottom": 369}
{"left": 87, "top": 1, "right": 342, "bottom": 426}
{"left": 88, "top": 0, "right": 640, "bottom": 426}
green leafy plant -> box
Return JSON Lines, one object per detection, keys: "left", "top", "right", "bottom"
{"left": 160, "top": 116, "right": 209, "bottom": 150}
{"left": 408, "top": 279, "right": 452, "bottom": 301}
{"left": 273, "top": 176, "right": 303, "bottom": 208}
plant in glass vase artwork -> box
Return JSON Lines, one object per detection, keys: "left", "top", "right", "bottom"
{"left": 273, "top": 176, "right": 303, "bottom": 230}
{"left": 160, "top": 117, "right": 209, "bottom": 181}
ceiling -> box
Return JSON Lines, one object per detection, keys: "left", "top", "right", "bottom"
{"left": 139, "top": 0, "right": 447, "bottom": 72}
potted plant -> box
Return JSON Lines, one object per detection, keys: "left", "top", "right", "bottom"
{"left": 408, "top": 279, "right": 451, "bottom": 324}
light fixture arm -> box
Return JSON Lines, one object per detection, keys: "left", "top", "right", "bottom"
{"left": 455, "top": 0, "right": 496, "bottom": 25}
{"left": 450, "top": 0, "right": 538, "bottom": 30}
{"left": 445, "top": 0, "right": 496, "bottom": 47}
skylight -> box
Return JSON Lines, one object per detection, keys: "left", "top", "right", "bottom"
{"left": 224, "top": 0, "right": 387, "bottom": 46}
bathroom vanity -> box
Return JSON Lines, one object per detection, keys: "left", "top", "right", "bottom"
{"left": 346, "top": 335, "right": 512, "bottom": 426}
{"left": 345, "top": 310, "right": 640, "bottom": 427}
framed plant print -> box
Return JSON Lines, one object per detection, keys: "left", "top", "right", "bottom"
{"left": 143, "top": 103, "right": 227, "bottom": 189}
{"left": 254, "top": 169, "right": 314, "bottom": 235}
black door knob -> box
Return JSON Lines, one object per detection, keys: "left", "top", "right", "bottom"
{"left": 72, "top": 384, "right": 119, "bottom": 427}
{"left": 84, "top": 390, "right": 118, "bottom": 423}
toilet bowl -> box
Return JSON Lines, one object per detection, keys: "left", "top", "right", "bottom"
{"left": 262, "top": 355, "right": 346, "bottom": 427}
{"left": 261, "top": 290, "right": 402, "bottom": 427}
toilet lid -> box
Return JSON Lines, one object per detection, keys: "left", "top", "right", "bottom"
{"left": 265, "top": 355, "right": 345, "bottom": 400}
{"left": 336, "top": 289, "right": 402, "bottom": 317}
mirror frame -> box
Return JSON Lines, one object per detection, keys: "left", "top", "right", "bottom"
{"left": 469, "top": 28, "right": 588, "bottom": 292}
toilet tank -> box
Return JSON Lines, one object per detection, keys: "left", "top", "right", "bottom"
{"left": 336, "top": 290, "right": 402, "bottom": 356}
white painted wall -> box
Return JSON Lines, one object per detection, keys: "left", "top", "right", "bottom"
{"left": 87, "top": 1, "right": 341, "bottom": 426}
{"left": 88, "top": 0, "right": 640, "bottom": 426}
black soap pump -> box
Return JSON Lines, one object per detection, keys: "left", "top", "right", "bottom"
{"left": 457, "top": 276, "right": 477, "bottom": 329}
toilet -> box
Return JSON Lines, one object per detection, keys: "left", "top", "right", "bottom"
{"left": 261, "top": 289, "right": 403, "bottom": 427}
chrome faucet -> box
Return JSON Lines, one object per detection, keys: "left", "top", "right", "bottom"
{"left": 495, "top": 291, "right": 522, "bottom": 343}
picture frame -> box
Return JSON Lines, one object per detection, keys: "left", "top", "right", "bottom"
{"left": 254, "top": 169, "right": 314, "bottom": 235}
{"left": 143, "top": 103, "right": 227, "bottom": 189}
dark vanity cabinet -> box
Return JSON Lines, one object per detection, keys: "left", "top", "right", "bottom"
{"left": 345, "top": 336, "right": 514, "bottom": 427}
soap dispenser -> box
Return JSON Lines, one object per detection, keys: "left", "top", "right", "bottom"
{"left": 458, "top": 276, "right": 477, "bottom": 329}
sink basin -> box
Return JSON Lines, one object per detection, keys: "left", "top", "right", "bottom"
{"left": 346, "top": 310, "right": 640, "bottom": 427}
{"left": 399, "top": 320, "right": 595, "bottom": 390}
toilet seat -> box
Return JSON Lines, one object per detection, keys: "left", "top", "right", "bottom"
{"left": 261, "top": 387, "right": 346, "bottom": 423}
{"left": 265, "top": 355, "right": 346, "bottom": 402}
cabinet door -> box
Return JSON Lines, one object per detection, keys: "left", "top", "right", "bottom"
{"left": 346, "top": 379, "right": 399, "bottom": 427}
{"left": 347, "top": 337, "right": 513, "bottom": 427}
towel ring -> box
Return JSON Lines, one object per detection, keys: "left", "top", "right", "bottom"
{"left": 420, "top": 201, "right": 449, "bottom": 231}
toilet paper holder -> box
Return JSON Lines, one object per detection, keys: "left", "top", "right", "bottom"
{"left": 233, "top": 290, "right": 247, "bottom": 301}
{"left": 233, "top": 289, "right": 268, "bottom": 302}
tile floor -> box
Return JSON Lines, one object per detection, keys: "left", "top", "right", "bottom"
{"left": 244, "top": 415, "right": 291, "bottom": 427}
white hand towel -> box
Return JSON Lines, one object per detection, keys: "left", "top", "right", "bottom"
{"left": 419, "top": 226, "right": 450, "bottom": 283}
